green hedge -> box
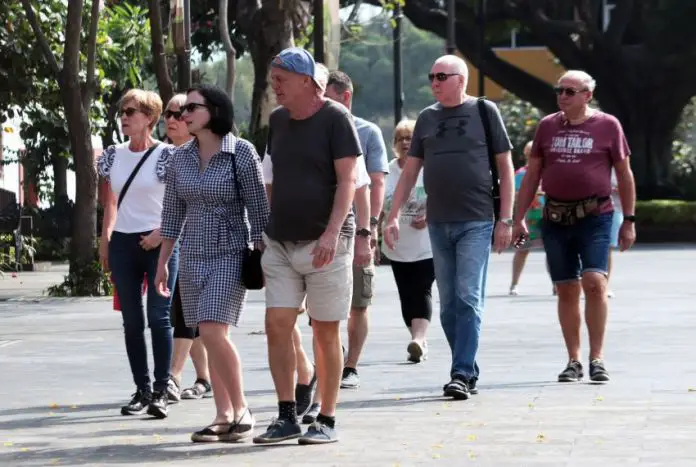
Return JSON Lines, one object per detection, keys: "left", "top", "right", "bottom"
{"left": 636, "top": 200, "right": 696, "bottom": 225}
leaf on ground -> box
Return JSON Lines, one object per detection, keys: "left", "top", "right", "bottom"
{"left": 394, "top": 396, "right": 401, "bottom": 401}
{"left": 247, "top": 330, "right": 265, "bottom": 335}
{"left": 467, "top": 434, "right": 477, "bottom": 441}
{"left": 595, "top": 396, "right": 604, "bottom": 402}
{"left": 70, "top": 405, "right": 78, "bottom": 409}
{"left": 688, "top": 387, "right": 696, "bottom": 392}
{"left": 20, "top": 448, "right": 29, "bottom": 452}
{"left": 468, "top": 451, "right": 476, "bottom": 460}
{"left": 432, "top": 453, "right": 441, "bottom": 459}
{"left": 49, "top": 403, "right": 59, "bottom": 409}
{"left": 528, "top": 403, "right": 535, "bottom": 408}
{"left": 431, "top": 443, "right": 443, "bottom": 449}
{"left": 3, "top": 442, "right": 13, "bottom": 447}
{"left": 536, "top": 433, "right": 546, "bottom": 443}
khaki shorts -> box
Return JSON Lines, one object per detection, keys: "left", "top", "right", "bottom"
{"left": 351, "top": 263, "right": 375, "bottom": 309}
{"left": 262, "top": 233, "right": 354, "bottom": 322}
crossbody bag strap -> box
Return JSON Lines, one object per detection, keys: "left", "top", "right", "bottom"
{"left": 230, "top": 141, "right": 244, "bottom": 218}
{"left": 117, "top": 142, "right": 160, "bottom": 209}
{"left": 477, "top": 97, "right": 500, "bottom": 221}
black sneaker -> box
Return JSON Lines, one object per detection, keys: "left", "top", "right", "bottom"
{"left": 589, "top": 359, "right": 610, "bottom": 383}
{"left": 302, "top": 403, "right": 321, "bottom": 424}
{"left": 167, "top": 378, "right": 181, "bottom": 403}
{"left": 340, "top": 367, "right": 359, "bottom": 389}
{"left": 468, "top": 378, "right": 479, "bottom": 395}
{"left": 295, "top": 367, "right": 317, "bottom": 417}
{"left": 121, "top": 388, "right": 151, "bottom": 415}
{"left": 443, "top": 378, "right": 470, "bottom": 400}
{"left": 298, "top": 421, "right": 338, "bottom": 445}
{"left": 252, "top": 418, "right": 302, "bottom": 444}
{"left": 147, "top": 390, "right": 169, "bottom": 419}
{"left": 558, "top": 360, "right": 584, "bottom": 382}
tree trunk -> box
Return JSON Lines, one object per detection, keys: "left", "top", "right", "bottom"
{"left": 247, "top": 3, "right": 295, "bottom": 146}
{"left": 51, "top": 154, "right": 69, "bottom": 200}
{"left": 219, "top": 0, "right": 237, "bottom": 100}
{"left": 62, "top": 73, "right": 99, "bottom": 294}
{"left": 149, "top": 0, "right": 175, "bottom": 104}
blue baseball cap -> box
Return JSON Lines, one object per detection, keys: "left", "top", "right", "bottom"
{"left": 271, "top": 47, "right": 325, "bottom": 90}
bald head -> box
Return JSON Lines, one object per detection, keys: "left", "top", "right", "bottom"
{"left": 433, "top": 55, "right": 469, "bottom": 80}
{"left": 430, "top": 54, "right": 469, "bottom": 106}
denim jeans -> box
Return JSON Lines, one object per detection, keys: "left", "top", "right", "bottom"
{"left": 428, "top": 220, "right": 494, "bottom": 382}
{"left": 109, "top": 231, "right": 179, "bottom": 393}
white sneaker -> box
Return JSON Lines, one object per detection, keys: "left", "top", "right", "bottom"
{"left": 509, "top": 286, "right": 519, "bottom": 296}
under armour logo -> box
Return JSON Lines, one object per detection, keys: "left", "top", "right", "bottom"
{"left": 435, "top": 117, "right": 469, "bottom": 138}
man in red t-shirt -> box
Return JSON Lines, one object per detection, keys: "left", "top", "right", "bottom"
{"left": 513, "top": 70, "right": 637, "bottom": 384}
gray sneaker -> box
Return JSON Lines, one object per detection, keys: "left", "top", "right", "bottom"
{"left": 340, "top": 367, "right": 359, "bottom": 389}
{"left": 252, "top": 418, "right": 302, "bottom": 444}
{"left": 298, "top": 421, "right": 338, "bottom": 445}
{"left": 166, "top": 378, "right": 181, "bottom": 403}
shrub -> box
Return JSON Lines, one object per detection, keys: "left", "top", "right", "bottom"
{"left": 635, "top": 200, "right": 696, "bottom": 225}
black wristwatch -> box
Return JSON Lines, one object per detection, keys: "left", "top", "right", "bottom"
{"left": 623, "top": 215, "right": 636, "bottom": 223}
{"left": 356, "top": 228, "right": 372, "bottom": 238}
{"left": 370, "top": 216, "right": 379, "bottom": 227}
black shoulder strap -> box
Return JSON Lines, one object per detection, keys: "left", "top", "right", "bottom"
{"left": 117, "top": 142, "right": 160, "bottom": 209}
{"left": 477, "top": 97, "right": 500, "bottom": 221}
{"left": 230, "top": 141, "right": 244, "bottom": 218}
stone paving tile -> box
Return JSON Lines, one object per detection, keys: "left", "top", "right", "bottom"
{"left": 1, "top": 248, "right": 696, "bottom": 465}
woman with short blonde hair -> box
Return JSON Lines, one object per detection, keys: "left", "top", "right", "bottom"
{"left": 98, "top": 88, "right": 179, "bottom": 419}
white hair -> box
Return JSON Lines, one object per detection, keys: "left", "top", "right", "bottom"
{"left": 166, "top": 93, "right": 187, "bottom": 110}
{"left": 434, "top": 54, "right": 469, "bottom": 86}
{"left": 559, "top": 70, "right": 596, "bottom": 92}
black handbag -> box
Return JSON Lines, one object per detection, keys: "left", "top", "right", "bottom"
{"left": 231, "top": 145, "right": 264, "bottom": 290}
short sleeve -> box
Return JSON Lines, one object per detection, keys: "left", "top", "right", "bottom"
{"left": 609, "top": 117, "right": 630, "bottom": 164}
{"left": 156, "top": 145, "right": 175, "bottom": 183}
{"left": 262, "top": 151, "right": 273, "bottom": 184}
{"left": 408, "top": 112, "right": 426, "bottom": 159}
{"left": 355, "top": 156, "right": 370, "bottom": 188}
{"left": 364, "top": 125, "right": 389, "bottom": 174}
{"left": 97, "top": 145, "right": 117, "bottom": 180}
{"left": 483, "top": 100, "right": 513, "bottom": 154}
{"left": 331, "top": 108, "right": 362, "bottom": 160}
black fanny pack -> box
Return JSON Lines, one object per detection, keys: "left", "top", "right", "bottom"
{"left": 544, "top": 195, "right": 608, "bottom": 226}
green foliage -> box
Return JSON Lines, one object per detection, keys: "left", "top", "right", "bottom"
{"left": 46, "top": 257, "right": 113, "bottom": 297}
{"left": 635, "top": 200, "right": 696, "bottom": 225}
{"left": 497, "top": 93, "right": 544, "bottom": 167}
{"left": 672, "top": 97, "right": 696, "bottom": 199}
{"left": 0, "top": 234, "right": 37, "bottom": 271}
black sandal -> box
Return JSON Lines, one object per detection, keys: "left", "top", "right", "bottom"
{"left": 191, "top": 423, "right": 234, "bottom": 443}
{"left": 443, "top": 379, "right": 470, "bottom": 400}
{"left": 220, "top": 408, "right": 255, "bottom": 442}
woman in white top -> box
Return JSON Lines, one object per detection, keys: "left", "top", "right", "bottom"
{"left": 380, "top": 119, "right": 435, "bottom": 363}
{"left": 97, "top": 89, "right": 179, "bottom": 419}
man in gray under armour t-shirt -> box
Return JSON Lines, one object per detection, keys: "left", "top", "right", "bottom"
{"left": 384, "top": 54, "right": 515, "bottom": 401}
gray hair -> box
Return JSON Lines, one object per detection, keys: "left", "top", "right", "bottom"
{"left": 166, "top": 93, "right": 187, "bottom": 110}
{"left": 559, "top": 70, "right": 596, "bottom": 92}
{"left": 434, "top": 54, "right": 470, "bottom": 88}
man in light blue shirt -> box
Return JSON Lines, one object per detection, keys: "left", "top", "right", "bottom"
{"left": 324, "top": 70, "right": 389, "bottom": 390}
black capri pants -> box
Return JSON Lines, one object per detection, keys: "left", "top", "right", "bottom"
{"left": 170, "top": 279, "right": 199, "bottom": 339}
{"left": 390, "top": 258, "right": 436, "bottom": 327}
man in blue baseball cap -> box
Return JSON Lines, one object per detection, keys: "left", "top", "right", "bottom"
{"left": 254, "top": 46, "right": 370, "bottom": 445}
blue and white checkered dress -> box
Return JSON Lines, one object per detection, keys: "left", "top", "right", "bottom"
{"left": 160, "top": 134, "right": 269, "bottom": 327}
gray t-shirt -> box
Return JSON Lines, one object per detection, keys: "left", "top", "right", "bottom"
{"left": 265, "top": 100, "right": 362, "bottom": 242}
{"left": 354, "top": 116, "right": 389, "bottom": 174}
{"left": 409, "top": 99, "right": 512, "bottom": 223}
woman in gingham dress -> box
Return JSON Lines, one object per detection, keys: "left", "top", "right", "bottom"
{"left": 155, "top": 84, "right": 269, "bottom": 443}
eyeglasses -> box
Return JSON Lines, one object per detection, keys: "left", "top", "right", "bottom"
{"left": 428, "top": 72, "right": 460, "bottom": 82}
{"left": 553, "top": 86, "right": 588, "bottom": 97}
{"left": 164, "top": 109, "right": 184, "bottom": 120}
{"left": 182, "top": 103, "right": 209, "bottom": 113}
{"left": 395, "top": 136, "right": 412, "bottom": 143}
{"left": 118, "top": 107, "right": 140, "bottom": 117}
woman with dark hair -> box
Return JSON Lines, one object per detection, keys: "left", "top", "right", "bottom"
{"left": 162, "top": 93, "right": 212, "bottom": 403}
{"left": 155, "top": 84, "right": 269, "bottom": 442}
{"left": 98, "top": 89, "right": 179, "bottom": 419}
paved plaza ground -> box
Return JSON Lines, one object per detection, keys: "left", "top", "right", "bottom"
{"left": 1, "top": 247, "right": 695, "bottom": 466}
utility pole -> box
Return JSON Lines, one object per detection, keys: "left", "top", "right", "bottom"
{"left": 477, "top": 0, "right": 486, "bottom": 97}
{"left": 393, "top": 2, "right": 404, "bottom": 125}
{"left": 446, "top": 0, "right": 455, "bottom": 54}
{"left": 314, "top": 0, "right": 325, "bottom": 62}
{"left": 177, "top": 0, "right": 192, "bottom": 89}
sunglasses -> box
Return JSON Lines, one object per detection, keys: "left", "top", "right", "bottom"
{"left": 554, "top": 86, "right": 588, "bottom": 97}
{"left": 164, "top": 109, "right": 184, "bottom": 120}
{"left": 181, "top": 103, "right": 209, "bottom": 113}
{"left": 119, "top": 107, "right": 140, "bottom": 117}
{"left": 428, "top": 72, "right": 460, "bottom": 82}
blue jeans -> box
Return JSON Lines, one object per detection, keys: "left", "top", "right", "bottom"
{"left": 428, "top": 220, "right": 494, "bottom": 382}
{"left": 542, "top": 212, "right": 613, "bottom": 283}
{"left": 109, "top": 231, "right": 179, "bottom": 392}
